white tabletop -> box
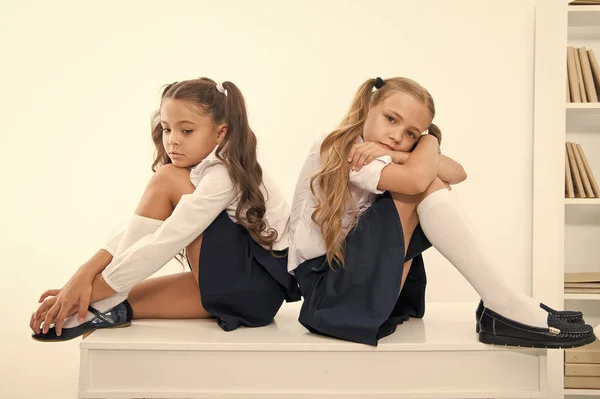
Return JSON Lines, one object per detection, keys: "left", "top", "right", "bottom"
{"left": 81, "top": 301, "right": 541, "bottom": 353}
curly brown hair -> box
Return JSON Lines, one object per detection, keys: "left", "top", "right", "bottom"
{"left": 150, "top": 77, "right": 277, "bottom": 250}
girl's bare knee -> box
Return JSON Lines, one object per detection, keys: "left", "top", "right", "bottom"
{"left": 150, "top": 164, "right": 195, "bottom": 204}
{"left": 135, "top": 164, "right": 193, "bottom": 219}
{"left": 422, "top": 177, "right": 449, "bottom": 197}
{"left": 151, "top": 164, "right": 191, "bottom": 189}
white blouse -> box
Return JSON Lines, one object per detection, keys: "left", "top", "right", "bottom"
{"left": 287, "top": 134, "right": 392, "bottom": 273}
{"left": 101, "top": 147, "right": 290, "bottom": 293}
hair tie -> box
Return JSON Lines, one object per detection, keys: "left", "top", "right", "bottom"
{"left": 374, "top": 77, "right": 385, "bottom": 89}
{"left": 216, "top": 82, "right": 228, "bottom": 96}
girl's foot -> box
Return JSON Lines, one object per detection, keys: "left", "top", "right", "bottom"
{"left": 31, "top": 300, "right": 133, "bottom": 342}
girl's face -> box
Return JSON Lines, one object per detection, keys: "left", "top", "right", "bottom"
{"left": 160, "top": 98, "right": 227, "bottom": 168}
{"left": 362, "top": 91, "right": 431, "bottom": 152}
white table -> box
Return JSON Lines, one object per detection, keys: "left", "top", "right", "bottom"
{"left": 79, "top": 301, "right": 547, "bottom": 399}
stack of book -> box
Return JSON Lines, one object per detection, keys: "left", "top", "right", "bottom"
{"left": 569, "top": 0, "right": 600, "bottom": 5}
{"left": 567, "top": 46, "right": 600, "bottom": 103}
{"left": 565, "top": 272, "right": 600, "bottom": 295}
{"left": 565, "top": 271, "right": 600, "bottom": 388}
{"left": 565, "top": 325, "right": 600, "bottom": 390}
{"left": 565, "top": 142, "right": 600, "bottom": 198}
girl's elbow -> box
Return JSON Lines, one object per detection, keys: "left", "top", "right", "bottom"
{"left": 448, "top": 165, "right": 467, "bottom": 185}
{"left": 457, "top": 168, "right": 468, "bottom": 183}
{"left": 412, "top": 171, "right": 437, "bottom": 194}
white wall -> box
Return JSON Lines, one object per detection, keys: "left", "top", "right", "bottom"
{"left": 1, "top": 0, "right": 538, "bottom": 397}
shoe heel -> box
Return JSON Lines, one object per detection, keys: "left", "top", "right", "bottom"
{"left": 110, "top": 321, "right": 132, "bottom": 329}
{"left": 478, "top": 331, "right": 530, "bottom": 347}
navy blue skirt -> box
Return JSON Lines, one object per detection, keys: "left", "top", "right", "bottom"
{"left": 294, "top": 191, "right": 432, "bottom": 346}
{"left": 195, "top": 210, "right": 301, "bottom": 331}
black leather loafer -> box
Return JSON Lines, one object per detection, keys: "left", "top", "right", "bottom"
{"left": 478, "top": 307, "right": 595, "bottom": 348}
{"left": 475, "top": 300, "right": 584, "bottom": 332}
{"left": 32, "top": 300, "right": 133, "bottom": 342}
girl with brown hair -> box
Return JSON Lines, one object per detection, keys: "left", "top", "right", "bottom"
{"left": 288, "top": 76, "right": 595, "bottom": 347}
{"left": 31, "top": 78, "right": 300, "bottom": 341}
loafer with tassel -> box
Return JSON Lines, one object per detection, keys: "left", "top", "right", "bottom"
{"left": 478, "top": 306, "right": 595, "bottom": 348}
{"left": 32, "top": 300, "right": 133, "bottom": 342}
{"left": 475, "top": 299, "right": 584, "bottom": 333}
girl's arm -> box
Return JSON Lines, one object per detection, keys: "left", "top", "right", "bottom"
{"left": 39, "top": 164, "right": 235, "bottom": 335}
{"left": 391, "top": 152, "right": 467, "bottom": 185}
{"left": 89, "top": 273, "right": 117, "bottom": 302}
{"left": 32, "top": 225, "right": 127, "bottom": 333}
{"left": 74, "top": 250, "right": 113, "bottom": 280}
{"left": 35, "top": 221, "right": 126, "bottom": 305}
{"left": 377, "top": 135, "right": 440, "bottom": 195}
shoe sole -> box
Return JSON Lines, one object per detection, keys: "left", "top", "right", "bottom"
{"left": 478, "top": 331, "right": 596, "bottom": 349}
{"left": 31, "top": 321, "right": 132, "bottom": 342}
{"left": 476, "top": 319, "right": 585, "bottom": 333}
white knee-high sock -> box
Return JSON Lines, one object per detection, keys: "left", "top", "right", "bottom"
{"left": 416, "top": 189, "right": 548, "bottom": 328}
{"left": 62, "top": 215, "right": 163, "bottom": 328}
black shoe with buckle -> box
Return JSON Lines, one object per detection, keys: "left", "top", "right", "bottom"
{"left": 31, "top": 300, "right": 133, "bottom": 342}
{"left": 478, "top": 306, "right": 595, "bottom": 348}
{"left": 475, "top": 300, "right": 584, "bottom": 333}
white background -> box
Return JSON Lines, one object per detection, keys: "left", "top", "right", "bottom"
{"left": 1, "top": 0, "right": 543, "bottom": 397}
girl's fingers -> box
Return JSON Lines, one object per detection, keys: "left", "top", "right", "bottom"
{"left": 348, "top": 143, "right": 366, "bottom": 164}
{"left": 352, "top": 144, "right": 370, "bottom": 170}
{"left": 32, "top": 310, "right": 48, "bottom": 333}
{"left": 42, "top": 303, "right": 60, "bottom": 334}
{"left": 347, "top": 144, "right": 358, "bottom": 163}
{"left": 39, "top": 289, "right": 60, "bottom": 303}
{"left": 33, "top": 297, "right": 55, "bottom": 323}
{"left": 356, "top": 147, "right": 374, "bottom": 170}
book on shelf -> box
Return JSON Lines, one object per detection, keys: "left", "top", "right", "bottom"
{"left": 565, "top": 142, "right": 600, "bottom": 198}
{"left": 565, "top": 327, "right": 600, "bottom": 388}
{"left": 569, "top": 0, "right": 600, "bottom": 4}
{"left": 564, "top": 272, "right": 600, "bottom": 293}
{"left": 565, "top": 376, "right": 600, "bottom": 389}
{"left": 566, "top": 363, "right": 600, "bottom": 377}
{"left": 566, "top": 336, "right": 600, "bottom": 364}
{"left": 567, "top": 46, "right": 600, "bottom": 103}
{"left": 565, "top": 272, "right": 600, "bottom": 283}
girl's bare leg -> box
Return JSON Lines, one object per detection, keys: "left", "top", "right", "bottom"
{"left": 127, "top": 271, "right": 209, "bottom": 319}
{"left": 392, "top": 178, "right": 450, "bottom": 290}
{"left": 124, "top": 164, "right": 208, "bottom": 319}
{"left": 74, "top": 165, "right": 210, "bottom": 328}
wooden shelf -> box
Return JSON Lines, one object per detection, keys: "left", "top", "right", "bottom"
{"left": 565, "top": 388, "right": 600, "bottom": 396}
{"left": 566, "top": 104, "right": 600, "bottom": 130}
{"left": 565, "top": 198, "right": 600, "bottom": 204}
{"left": 567, "top": 103, "right": 600, "bottom": 109}
{"left": 564, "top": 293, "right": 600, "bottom": 300}
{"left": 569, "top": 6, "right": 600, "bottom": 27}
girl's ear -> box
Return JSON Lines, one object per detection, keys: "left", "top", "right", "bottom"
{"left": 215, "top": 123, "right": 228, "bottom": 144}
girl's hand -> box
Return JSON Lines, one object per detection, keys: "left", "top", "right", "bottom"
{"left": 30, "top": 293, "right": 79, "bottom": 334}
{"left": 31, "top": 272, "right": 94, "bottom": 336}
{"left": 347, "top": 142, "right": 394, "bottom": 171}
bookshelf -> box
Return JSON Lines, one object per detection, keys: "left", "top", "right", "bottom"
{"left": 566, "top": 198, "right": 600, "bottom": 204}
{"left": 565, "top": 293, "right": 600, "bottom": 300}
{"left": 567, "top": 1, "right": 600, "bottom": 396}
{"left": 566, "top": 103, "right": 600, "bottom": 108}
{"left": 565, "top": 388, "right": 600, "bottom": 396}
{"left": 533, "top": 3, "right": 600, "bottom": 398}
{"left": 569, "top": 5, "right": 600, "bottom": 28}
